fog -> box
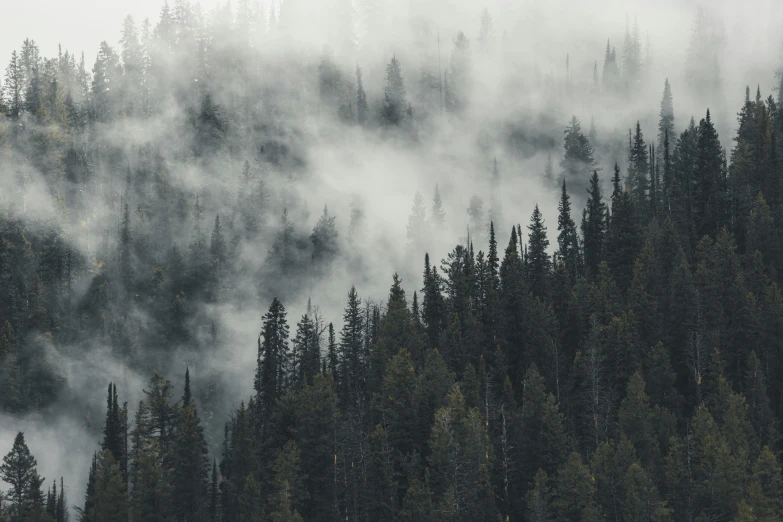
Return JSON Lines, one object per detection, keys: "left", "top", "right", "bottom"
{"left": 1, "top": 0, "right": 782, "bottom": 512}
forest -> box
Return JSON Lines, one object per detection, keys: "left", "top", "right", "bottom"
{"left": 1, "top": 0, "right": 783, "bottom": 521}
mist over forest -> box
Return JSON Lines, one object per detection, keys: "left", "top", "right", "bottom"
{"left": 1, "top": 0, "right": 783, "bottom": 520}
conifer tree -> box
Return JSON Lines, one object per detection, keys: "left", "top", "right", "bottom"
{"left": 527, "top": 205, "right": 550, "bottom": 299}
{"left": 356, "top": 65, "right": 368, "bottom": 125}
{"left": 658, "top": 78, "right": 675, "bottom": 153}
{"left": 255, "top": 297, "right": 290, "bottom": 416}
{"left": 431, "top": 184, "right": 446, "bottom": 230}
{"left": 311, "top": 206, "right": 339, "bottom": 269}
{"left": 693, "top": 109, "right": 726, "bottom": 238}
{"left": 582, "top": 171, "right": 607, "bottom": 278}
{"left": 561, "top": 116, "right": 597, "bottom": 192}
{"left": 0, "top": 432, "right": 39, "bottom": 520}
{"left": 406, "top": 191, "right": 427, "bottom": 254}
{"left": 557, "top": 180, "right": 580, "bottom": 282}
{"left": 381, "top": 55, "right": 409, "bottom": 125}
{"left": 339, "top": 286, "right": 364, "bottom": 400}
{"left": 628, "top": 122, "right": 650, "bottom": 216}
{"left": 173, "top": 368, "right": 209, "bottom": 522}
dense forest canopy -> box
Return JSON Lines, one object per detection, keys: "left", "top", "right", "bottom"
{"left": 2, "top": 0, "right": 783, "bottom": 520}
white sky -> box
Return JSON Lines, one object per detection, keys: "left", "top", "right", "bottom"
{"left": 3, "top": 0, "right": 781, "bottom": 70}
{"left": 3, "top": 0, "right": 223, "bottom": 64}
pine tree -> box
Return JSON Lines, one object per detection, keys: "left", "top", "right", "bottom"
{"left": 444, "top": 32, "right": 472, "bottom": 114}
{"left": 622, "top": 17, "right": 642, "bottom": 92}
{"left": 88, "top": 451, "right": 128, "bottom": 522}
{"left": 4, "top": 51, "right": 24, "bottom": 119}
{"left": 658, "top": 78, "right": 675, "bottom": 153}
{"left": 101, "top": 383, "right": 126, "bottom": 479}
{"left": 356, "top": 65, "right": 368, "bottom": 125}
{"left": 526, "top": 469, "right": 552, "bottom": 522}
{"left": 310, "top": 206, "right": 339, "bottom": 268}
{"left": 602, "top": 40, "right": 619, "bottom": 93}
{"left": 431, "top": 184, "right": 446, "bottom": 230}
{"left": 519, "top": 364, "right": 567, "bottom": 488}
{"left": 173, "top": 369, "right": 209, "bottom": 522}
{"left": 381, "top": 55, "right": 409, "bottom": 125}
{"left": 255, "top": 297, "right": 290, "bottom": 416}
{"left": 606, "top": 187, "right": 640, "bottom": 292}
{"left": 527, "top": 205, "right": 550, "bottom": 299}
{"left": 421, "top": 253, "right": 446, "bottom": 349}
{"left": 0, "top": 432, "right": 39, "bottom": 520}
{"left": 561, "top": 116, "right": 597, "bottom": 192}
{"left": 693, "top": 109, "right": 726, "bottom": 238}
{"left": 407, "top": 191, "right": 427, "bottom": 254}
{"left": 582, "top": 171, "right": 607, "bottom": 278}
{"left": 209, "top": 460, "right": 218, "bottom": 522}
{"left": 467, "top": 195, "right": 485, "bottom": 242}
{"left": 119, "top": 203, "right": 132, "bottom": 293}
{"left": 339, "top": 286, "right": 364, "bottom": 400}
{"left": 552, "top": 452, "right": 602, "bottom": 521}
{"left": 628, "top": 122, "right": 650, "bottom": 215}
{"left": 326, "top": 322, "right": 338, "bottom": 378}
{"left": 210, "top": 214, "right": 226, "bottom": 266}
{"left": 557, "top": 180, "right": 580, "bottom": 282}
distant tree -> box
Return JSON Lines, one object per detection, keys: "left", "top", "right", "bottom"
{"left": 602, "top": 40, "right": 619, "bottom": 93}
{"left": 310, "top": 206, "right": 339, "bottom": 268}
{"left": 431, "top": 184, "right": 446, "bottom": 230}
{"left": 190, "top": 92, "right": 227, "bottom": 157}
{"left": 477, "top": 9, "right": 495, "bottom": 54}
{"left": 407, "top": 191, "right": 428, "bottom": 253}
{"left": 381, "top": 56, "right": 409, "bottom": 125}
{"left": 444, "top": 32, "right": 472, "bottom": 113}
{"left": 658, "top": 79, "right": 675, "bottom": 153}
{"left": 467, "top": 195, "right": 485, "bottom": 242}
{"left": 561, "top": 116, "right": 597, "bottom": 192}
{"left": 356, "top": 65, "right": 368, "bottom": 125}
{"left": 622, "top": 18, "right": 642, "bottom": 92}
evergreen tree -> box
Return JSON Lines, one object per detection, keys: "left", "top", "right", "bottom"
{"left": 561, "top": 116, "right": 597, "bottom": 192}
{"left": 310, "top": 206, "right": 339, "bottom": 268}
{"left": 628, "top": 121, "right": 650, "bottom": 215}
{"left": 444, "top": 32, "right": 472, "bottom": 114}
{"left": 173, "top": 369, "right": 209, "bottom": 522}
{"left": 381, "top": 56, "right": 409, "bottom": 125}
{"left": 693, "top": 109, "right": 726, "bottom": 238}
{"left": 339, "top": 286, "right": 364, "bottom": 400}
{"left": 658, "top": 78, "right": 675, "bottom": 153}
{"left": 0, "top": 432, "right": 39, "bottom": 520}
{"left": 527, "top": 205, "right": 550, "bottom": 299}
{"left": 407, "top": 191, "right": 428, "bottom": 254}
{"left": 431, "top": 184, "right": 446, "bottom": 230}
{"left": 255, "top": 297, "right": 290, "bottom": 417}
{"left": 582, "top": 171, "right": 606, "bottom": 278}
{"left": 553, "top": 452, "right": 602, "bottom": 521}
{"left": 556, "top": 180, "right": 580, "bottom": 282}
{"left": 356, "top": 66, "right": 368, "bottom": 125}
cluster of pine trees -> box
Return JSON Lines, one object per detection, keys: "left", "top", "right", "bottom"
{"left": 2, "top": 1, "right": 783, "bottom": 521}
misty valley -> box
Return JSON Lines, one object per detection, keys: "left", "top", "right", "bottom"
{"left": 1, "top": 0, "right": 783, "bottom": 521}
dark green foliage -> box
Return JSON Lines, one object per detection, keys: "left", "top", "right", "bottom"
{"left": 557, "top": 180, "right": 581, "bottom": 282}
{"left": 561, "top": 116, "right": 597, "bottom": 193}
{"left": 5, "top": 14, "right": 783, "bottom": 522}
{"left": 582, "top": 170, "right": 607, "bottom": 278}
